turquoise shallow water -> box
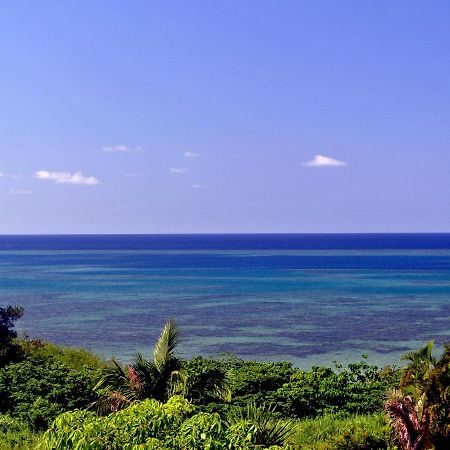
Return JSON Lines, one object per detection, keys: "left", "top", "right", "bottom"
{"left": 1, "top": 244, "right": 449, "bottom": 368}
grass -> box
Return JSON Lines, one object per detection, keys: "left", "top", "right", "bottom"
{"left": 288, "top": 413, "right": 394, "bottom": 450}
{"left": 0, "top": 415, "right": 39, "bottom": 450}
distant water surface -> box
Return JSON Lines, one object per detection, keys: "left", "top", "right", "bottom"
{"left": 0, "top": 234, "right": 449, "bottom": 368}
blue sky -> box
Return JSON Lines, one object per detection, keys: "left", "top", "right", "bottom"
{"left": 1, "top": 1, "right": 450, "bottom": 233}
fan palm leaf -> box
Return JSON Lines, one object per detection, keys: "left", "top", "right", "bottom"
{"left": 226, "top": 403, "right": 295, "bottom": 447}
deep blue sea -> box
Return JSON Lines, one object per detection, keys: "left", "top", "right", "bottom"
{"left": 1, "top": 234, "right": 449, "bottom": 368}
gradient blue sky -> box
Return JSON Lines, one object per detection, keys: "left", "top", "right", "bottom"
{"left": 1, "top": 1, "right": 450, "bottom": 233}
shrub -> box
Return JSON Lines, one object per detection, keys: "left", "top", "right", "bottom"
{"left": 228, "top": 360, "right": 296, "bottom": 397}
{"left": 273, "top": 360, "right": 400, "bottom": 418}
{"left": 183, "top": 356, "right": 231, "bottom": 405}
{"left": 0, "top": 358, "right": 97, "bottom": 429}
{"left": 39, "top": 396, "right": 294, "bottom": 449}
{"left": 184, "top": 356, "right": 399, "bottom": 419}
{"left": 226, "top": 403, "right": 296, "bottom": 447}
{"left": 19, "top": 339, "right": 105, "bottom": 371}
{"left": 0, "top": 414, "right": 38, "bottom": 450}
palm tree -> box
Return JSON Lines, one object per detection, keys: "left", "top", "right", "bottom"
{"left": 425, "top": 343, "right": 450, "bottom": 449}
{"left": 384, "top": 389, "right": 432, "bottom": 450}
{"left": 400, "top": 340, "right": 436, "bottom": 399}
{"left": 94, "top": 319, "right": 184, "bottom": 413}
{"left": 385, "top": 341, "right": 450, "bottom": 450}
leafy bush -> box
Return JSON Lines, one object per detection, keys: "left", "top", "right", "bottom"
{"left": 19, "top": 339, "right": 105, "bottom": 371}
{"left": 272, "top": 360, "right": 400, "bottom": 418}
{"left": 183, "top": 356, "right": 231, "bottom": 405}
{"left": 227, "top": 360, "right": 296, "bottom": 396}
{"left": 0, "top": 414, "right": 38, "bottom": 450}
{"left": 0, "top": 358, "right": 97, "bottom": 429}
{"left": 39, "top": 396, "right": 293, "bottom": 449}
{"left": 183, "top": 356, "right": 399, "bottom": 419}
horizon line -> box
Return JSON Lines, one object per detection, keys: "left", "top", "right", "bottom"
{"left": 1, "top": 232, "right": 450, "bottom": 236}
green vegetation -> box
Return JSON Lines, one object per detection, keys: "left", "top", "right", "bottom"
{"left": 0, "top": 358, "right": 98, "bottom": 429}
{"left": 0, "top": 306, "right": 448, "bottom": 449}
{"left": 385, "top": 341, "right": 450, "bottom": 450}
{"left": 94, "top": 319, "right": 228, "bottom": 413}
{"left": 183, "top": 355, "right": 400, "bottom": 418}
{"left": 0, "top": 306, "right": 24, "bottom": 367}
{"left": 0, "top": 414, "right": 39, "bottom": 450}
{"left": 20, "top": 339, "right": 106, "bottom": 371}
{"left": 290, "top": 413, "right": 391, "bottom": 449}
{"left": 39, "top": 396, "right": 294, "bottom": 449}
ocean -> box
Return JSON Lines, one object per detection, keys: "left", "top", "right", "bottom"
{"left": 1, "top": 234, "right": 449, "bottom": 368}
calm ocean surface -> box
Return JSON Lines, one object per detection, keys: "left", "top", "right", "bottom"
{"left": 1, "top": 234, "right": 449, "bottom": 368}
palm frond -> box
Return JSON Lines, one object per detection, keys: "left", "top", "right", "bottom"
{"left": 94, "top": 359, "right": 128, "bottom": 392}
{"left": 153, "top": 318, "right": 181, "bottom": 374}
{"left": 401, "top": 340, "right": 435, "bottom": 364}
{"left": 384, "top": 389, "right": 432, "bottom": 450}
{"left": 93, "top": 359, "right": 139, "bottom": 413}
{"left": 93, "top": 391, "right": 132, "bottom": 415}
{"left": 132, "top": 352, "right": 158, "bottom": 390}
{"left": 227, "top": 403, "right": 295, "bottom": 447}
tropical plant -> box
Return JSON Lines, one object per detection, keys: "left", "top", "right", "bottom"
{"left": 384, "top": 389, "right": 432, "bottom": 450}
{"left": 272, "top": 360, "right": 399, "bottom": 418}
{"left": 400, "top": 341, "right": 436, "bottom": 399}
{"left": 94, "top": 319, "right": 184, "bottom": 413}
{"left": 426, "top": 343, "right": 450, "bottom": 448}
{"left": 183, "top": 356, "right": 231, "bottom": 405}
{"left": 0, "top": 305, "right": 24, "bottom": 367}
{"left": 385, "top": 341, "right": 450, "bottom": 450}
{"left": 0, "top": 358, "right": 97, "bottom": 429}
{"left": 226, "top": 403, "right": 295, "bottom": 447}
{"left": 0, "top": 414, "right": 39, "bottom": 449}
{"left": 40, "top": 396, "right": 291, "bottom": 450}
{"left": 19, "top": 338, "right": 106, "bottom": 371}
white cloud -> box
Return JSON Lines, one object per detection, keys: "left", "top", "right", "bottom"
{"left": 192, "top": 184, "right": 208, "bottom": 189}
{"left": 0, "top": 172, "right": 3, "bottom": 178}
{"left": 35, "top": 170, "right": 99, "bottom": 185}
{"left": 169, "top": 168, "right": 187, "bottom": 174}
{"left": 11, "top": 188, "right": 32, "bottom": 195}
{"left": 102, "top": 145, "right": 141, "bottom": 153}
{"left": 184, "top": 151, "right": 199, "bottom": 158}
{"left": 302, "top": 154, "right": 347, "bottom": 167}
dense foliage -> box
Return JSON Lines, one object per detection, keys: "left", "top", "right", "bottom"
{"left": 385, "top": 341, "right": 450, "bottom": 450}
{"left": 184, "top": 355, "right": 400, "bottom": 418}
{"left": 39, "top": 396, "right": 293, "bottom": 449}
{"left": 0, "top": 358, "right": 98, "bottom": 429}
{"left": 38, "top": 397, "right": 397, "bottom": 450}
{"left": 0, "top": 414, "right": 38, "bottom": 450}
{"left": 20, "top": 339, "right": 105, "bottom": 371}
{"left": 0, "top": 306, "right": 24, "bottom": 367}
{"left": 0, "top": 307, "right": 447, "bottom": 450}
